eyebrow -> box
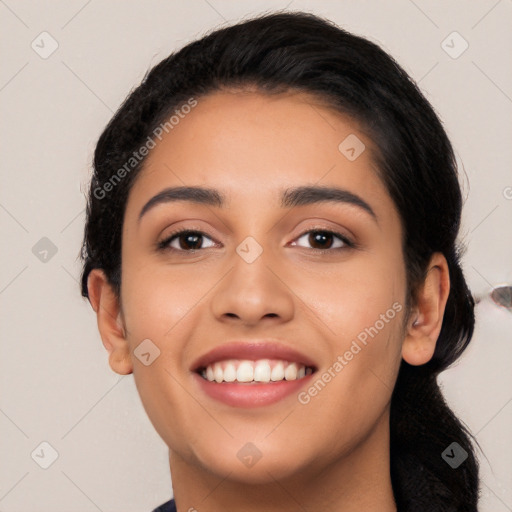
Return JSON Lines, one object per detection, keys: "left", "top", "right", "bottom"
{"left": 138, "top": 185, "right": 377, "bottom": 222}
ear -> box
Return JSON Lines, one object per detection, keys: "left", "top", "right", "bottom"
{"left": 87, "top": 268, "right": 133, "bottom": 375}
{"left": 402, "top": 253, "right": 450, "bottom": 366}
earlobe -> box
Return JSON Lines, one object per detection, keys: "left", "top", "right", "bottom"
{"left": 87, "top": 269, "right": 133, "bottom": 375}
{"left": 402, "top": 253, "right": 450, "bottom": 366}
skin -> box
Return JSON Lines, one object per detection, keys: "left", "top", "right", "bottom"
{"left": 87, "top": 89, "right": 450, "bottom": 512}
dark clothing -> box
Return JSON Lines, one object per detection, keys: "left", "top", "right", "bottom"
{"left": 152, "top": 498, "right": 176, "bottom": 512}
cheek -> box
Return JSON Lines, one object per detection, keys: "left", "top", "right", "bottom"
{"left": 298, "top": 248, "right": 406, "bottom": 409}
{"left": 120, "top": 264, "right": 207, "bottom": 451}
{"left": 302, "top": 304, "right": 405, "bottom": 450}
{"left": 304, "top": 251, "right": 406, "bottom": 341}
{"left": 120, "top": 261, "right": 207, "bottom": 340}
{"left": 120, "top": 260, "right": 219, "bottom": 389}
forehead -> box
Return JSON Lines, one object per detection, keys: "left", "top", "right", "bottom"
{"left": 124, "top": 89, "right": 396, "bottom": 222}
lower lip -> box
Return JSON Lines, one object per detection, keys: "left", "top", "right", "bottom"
{"left": 192, "top": 372, "right": 314, "bottom": 408}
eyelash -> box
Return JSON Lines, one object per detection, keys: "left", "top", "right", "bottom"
{"left": 157, "top": 227, "right": 356, "bottom": 254}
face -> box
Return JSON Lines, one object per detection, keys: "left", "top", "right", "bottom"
{"left": 118, "top": 89, "right": 408, "bottom": 483}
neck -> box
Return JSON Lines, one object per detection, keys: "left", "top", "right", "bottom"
{"left": 168, "top": 411, "right": 397, "bottom": 512}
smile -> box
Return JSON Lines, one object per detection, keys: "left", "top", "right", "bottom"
{"left": 198, "top": 359, "right": 315, "bottom": 383}
{"left": 190, "top": 340, "right": 319, "bottom": 407}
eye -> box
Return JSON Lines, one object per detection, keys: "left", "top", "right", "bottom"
{"left": 290, "top": 229, "right": 354, "bottom": 251}
{"left": 158, "top": 229, "right": 217, "bottom": 252}
{"left": 157, "top": 228, "right": 354, "bottom": 254}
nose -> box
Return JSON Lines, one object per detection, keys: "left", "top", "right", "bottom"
{"left": 210, "top": 247, "right": 295, "bottom": 328}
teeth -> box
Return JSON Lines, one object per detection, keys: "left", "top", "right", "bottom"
{"left": 254, "top": 360, "right": 271, "bottom": 382}
{"left": 270, "top": 362, "right": 285, "bottom": 381}
{"left": 284, "top": 362, "right": 298, "bottom": 380}
{"left": 201, "top": 359, "right": 311, "bottom": 383}
{"left": 214, "top": 364, "right": 224, "bottom": 383}
{"left": 236, "top": 361, "right": 254, "bottom": 382}
{"left": 224, "top": 362, "right": 237, "bottom": 382}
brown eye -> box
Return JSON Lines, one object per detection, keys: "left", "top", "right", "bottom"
{"left": 292, "top": 230, "right": 353, "bottom": 251}
{"left": 158, "top": 230, "right": 216, "bottom": 252}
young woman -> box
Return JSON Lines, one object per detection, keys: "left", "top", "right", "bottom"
{"left": 80, "top": 11, "right": 480, "bottom": 512}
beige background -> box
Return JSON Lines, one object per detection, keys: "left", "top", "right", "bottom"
{"left": 1, "top": 1, "right": 511, "bottom": 511}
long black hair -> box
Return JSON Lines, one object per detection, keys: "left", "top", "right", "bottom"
{"left": 80, "top": 11, "right": 480, "bottom": 511}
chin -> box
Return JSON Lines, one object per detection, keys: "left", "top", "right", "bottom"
{"left": 189, "top": 439, "right": 315, "bottom": 484}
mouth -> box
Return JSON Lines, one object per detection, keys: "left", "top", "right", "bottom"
{"left": 190, "top": 340, "right": 319, "bottom": 407}
{"left": 196, "top": 359, "right": 315, "bottom": 384}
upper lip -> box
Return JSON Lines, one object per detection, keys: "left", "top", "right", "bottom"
{"left": 190, "top": 340, "right": 318, "bottom": 372}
